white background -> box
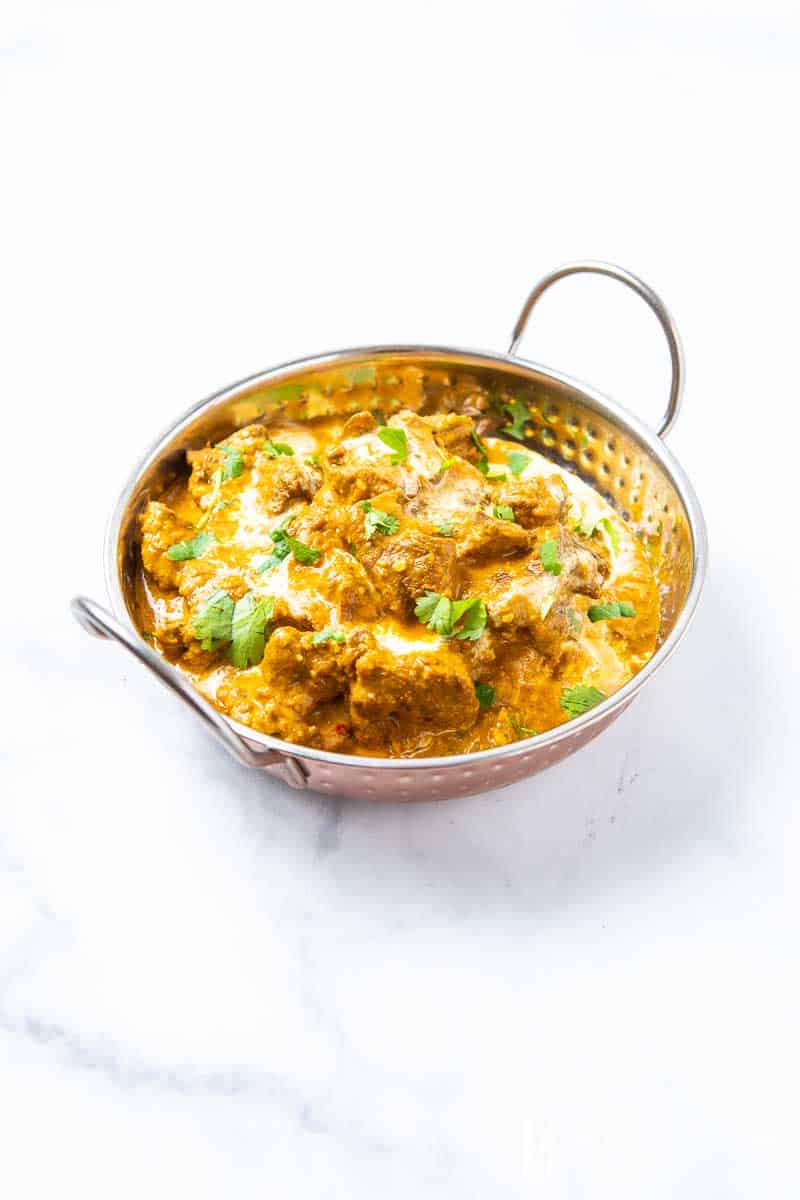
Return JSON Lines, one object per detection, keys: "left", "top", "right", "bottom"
{"left": 2, "top": 1, "right": 800, "bottom": 1196}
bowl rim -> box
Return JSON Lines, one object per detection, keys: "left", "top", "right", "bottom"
{"left": 105, "top": 342, "right": 708, "bottom": 771}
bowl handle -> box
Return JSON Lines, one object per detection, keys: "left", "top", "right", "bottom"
{"left": 70, "top": 595, "right": 308, "bottom": 787}
{"left": 508, "top": 260, "right": 684, "bottom": 439}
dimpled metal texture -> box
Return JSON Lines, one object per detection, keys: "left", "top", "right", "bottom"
{"left": 111, "top": 349, "right": 702, "bottom": 801}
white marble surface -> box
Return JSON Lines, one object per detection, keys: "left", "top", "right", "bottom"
{"left": 3, "top": 2, "right": 800, "bottom": 1195}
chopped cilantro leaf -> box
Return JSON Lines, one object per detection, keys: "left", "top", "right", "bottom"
{"left": 597, "top": 516, "right": 620, "bottom": 554}
{"left": 499, "top": 396, "right": 531, "bottom": 440}
{"left": 192, "top": 589, "right": 234, "bottom": 650}
{"left": 507, "top": 450, "right": 530, "bottom": 477}
{"left": 451, "top": 597, "right": 488, "bottom": 641}
{"left": 230, "top": 593, "right": 274, "bottom": 668}
{"left": 587, "top": 601, "right": 636, "bottom": 622}
{"left": 435, "top": 521, "right": 454, "bottom": 536}
{"left": 377, "top": 426, "right": 408, "bottom": 464}
{"left": 219, "top": 445, "right": 244, "bottom": 481}
{"left": 284, "top": 535, "right": 321, "bottom": 564}
{"left": 492, "top": 503, "right": 516, "bottom": 522}
{"left": 312, "top": 627, "right": 345, "bottom": 645}
{"left": 361, "top": 500, "right": 400, "bottom": 540}
{"left": 540, "top": 538, "right": 562, "bottom": 576}
{"left": 439, "top": 456, "right": 457, "bottom": 473}
{"left": 560, "top": 684, "right": 606, "bottom": 718}
{"left": 305, "top": 453, "right": 321, "bottom": 466}
{"left": 414, "top": 592, "right": 454, "bottom": 635}
{"left": 474, "top": 681, "right": 495, "bottom": 708}
{"left": 372, "top": 408, "right": 387, "bottom": 426}
{"left": 262, "top": 437, "right": 294, "bottom": 458}
{"left": 166, "top": 531, "right": 215, "bottom": 561}
{"left": 258, "top": 521, "right": 321, "bottom": 569}
{"left": 509, "top": 714, "right": 537, "bottom": 737}
{"left": 471, "top": 428, "right": 489, "bottom": 475}
{"left": 414, "top": 592, "right": 487, "bottom": 641}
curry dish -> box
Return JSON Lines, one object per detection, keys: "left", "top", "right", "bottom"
{"left": 133, "top": 378, "right": 660, "bottom": 758}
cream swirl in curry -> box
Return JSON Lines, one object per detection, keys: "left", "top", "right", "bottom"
{"left": 134, "top": 397, "right": 660, "bottom": 758}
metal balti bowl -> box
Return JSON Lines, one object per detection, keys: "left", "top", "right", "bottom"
{"left": 72, "top": 262, "right": 707, "bottom": 801}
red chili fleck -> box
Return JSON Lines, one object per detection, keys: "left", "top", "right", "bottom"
{"left": 335, "top": 723, "right": 351, "bottom": 736}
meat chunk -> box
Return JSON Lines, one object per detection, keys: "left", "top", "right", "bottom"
{"left": 147, "top": 592, "right": 188, "bottom": 649}
{"left": 363, "top": 528, "right": 460, "bottom": 617}
{"left": 289, "top": 549, "right": 381, "bottom": 624}
{"left": 254, "top": 457, "right": 322, "bottom": 515}
{"left": 405, "top": 459, "right": 488, "bottom": 526}
{"left": 349, "top": 647, "right": 479, "bottom": 747}
{"left": 328, "top": 461, "right": 404, "bottom": 504}
{"left": 419, "top": 412, "right": 482, "bottom": 463}
{"left": 325, "top": 409, "right": 447, "bottom": 505}
{"left": 139, "top": 502, "right": 198, "bottom": 590}
{"left": 186, "top": 424, "right": 269, "bottom": 499}
{"left": 216, "top": 626, "right": 374, "bottom": 745}
{"left": 485, "top": 529, "right": 608, "bottom": 659}
{"left": 541, "top": 527, "right": 609, "bottom": 596}
{"left": 456, "top": 512, "right": 532, "bottom": 563}
{"left": 494, "top": 474, "right": 568, "bottom": 529}
{"left": 339, "top": 411, "right": 379, "bottom": 439}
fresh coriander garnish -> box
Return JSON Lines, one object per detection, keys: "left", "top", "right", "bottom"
{"left": 312, "top": 627, "right": 345, "bottom": 645}
{"left": 574, "top": 515, "right": 596, "bottom": 538}
{"left": 305, "top": 453, "right": 321, "bottom": 466}
{"left": 258, "top": 519, "right": 321, "bottom": 570}
{"left": 499, "top": 397, "right": 531, "bottom": 440}
{"left": 256, "top": 540, "right": 291, "bottom": 573}
{"left": 414, "top": 592, "right": 488, "bottom": 641}
{"left": 507, "top": 450, "right": 530, "bottom": 477}
{"left": 276, "top": 530, "right": 321, "bottom": 565}
{"left": 435, "top": 520, "right": 454, "bottom": 536}
{"left": 509, "top": 714, "right": 537, "bottom": 737}
{"left": 474, "top": 681, "right": 495, "bottom": 708}
{"left": 587, "top": 601, "right": 636, "bottom": 622}
{"left": 492, "top": 503, "right": 516, "bottom": 522}
{"left": 262, "top": 437, "right": 294, "bottom": 458}
{"left": 414, "top": 592, "right": 454, "bottom": 636}
{"left": 438, "top": 456, "right": 457, "bottom": 473}
{"left": 192, "top": 589, "right": 234, "bottom": 650}
{"left": 219, "top": 445, "right": 244, "bottom": 481}
{"left": 540, "top": 538, "right": 562, "bottom": 576}
{"left": 597, "top": 516, "right": 620, "bottom": 554}
{"left": 372, "top": 408, "right": 387, "bottom": 426}
{"left": 166, "top": 531, "right": 215, "bottom": 561}
{"left": 560, "top": 684, "right": 606, "bottom": 717}
{"left": 471, "top": 428, "right": 489, "bottom": 475}
{"left": 361, "top": 500, "right": 400, "bottom": 540}
{"left": 377, "top": 426, "right": 408, "bottom": 464}
{"left": 230, "top": 593, "right": 274, "bottom": 668}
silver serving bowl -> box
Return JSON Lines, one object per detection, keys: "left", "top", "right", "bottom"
{"left": 72, "top": 262, "right": 707, "bottom": 800}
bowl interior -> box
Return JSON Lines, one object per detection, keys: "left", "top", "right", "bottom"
{"left": 113, "top": 349, "right": 697, "bottom": 652}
